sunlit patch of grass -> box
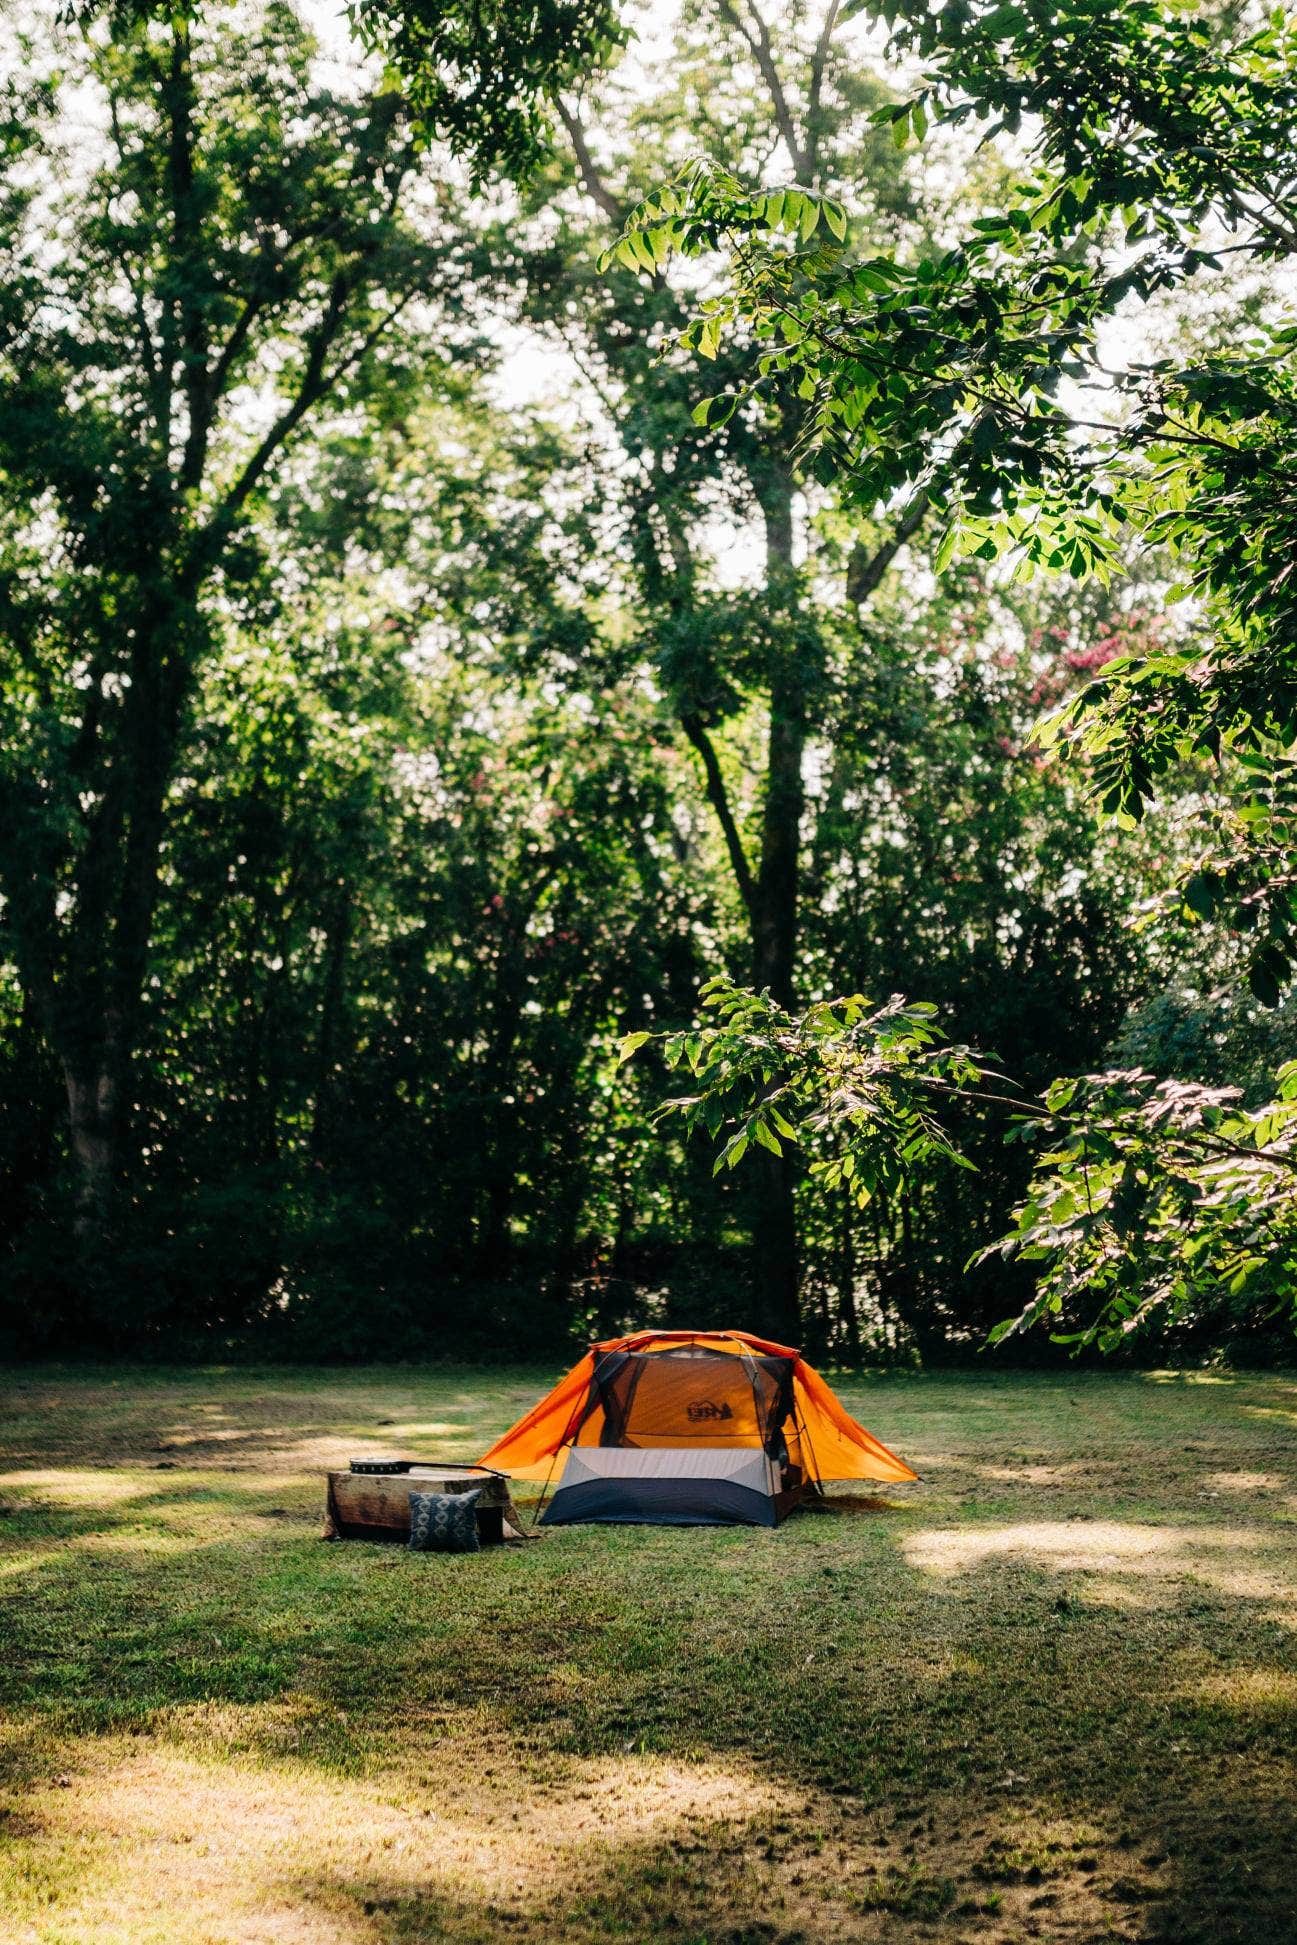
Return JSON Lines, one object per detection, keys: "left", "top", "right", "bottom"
{"left": 374, "top": 1421, "right": 479, "bottom": 1440}
{"left": 1145, "top": 1371, "right": 1238, "bottom": 1386}
{"left": 901, "top": 1517, "right": 1297, "bottom": 1621}
{"left": 1, "top": 1738, "right": 789, "bottom": 1944}
{"left": 1205, "top": 1472, "right": 1291, "bottom": 1493}
{"left": 0, "top": 1548, "right": 61, "bottom": 1579}
{"left": 1242, "top": 1402, "right": 1297, "bottom": 1427}
{"left": 0, "top": 1468, "right": 159, "bottom": 1506}
{"left": 1190, "top": 1668, "right": 1297, "bottom": 1714}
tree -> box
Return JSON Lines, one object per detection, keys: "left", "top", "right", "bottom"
{"left": 607, "top": 0, "right": 1297, "bottom": 1346}
{"left": 496, "top": 0, "right": 953, "bottom": 1336}
{"left": 795, "top": 575, "right": 1138, "bottom": 1352}
{"left": 0, "top": 348, "right": 725, "bottom": 1350}
{"left": 610, "top": 0, "right": 1297, "bottom": 995}
{"left": 1, "top": 0, "right": 1242, "bottom": 1358}
{"left": 0, "top": 0, "right": 460, "bottom": 1243}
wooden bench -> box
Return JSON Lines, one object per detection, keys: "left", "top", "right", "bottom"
{"left": 322, "top": 1463, "right": 525, "bottom": 1545}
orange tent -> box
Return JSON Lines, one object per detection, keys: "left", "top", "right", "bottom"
{"left": 479, "top": 1329, "right": 915, "bottom": 1525}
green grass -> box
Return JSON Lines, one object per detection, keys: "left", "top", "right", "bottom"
{"left": 2, "top": 1363, "right": 1296, "bottom": 1943}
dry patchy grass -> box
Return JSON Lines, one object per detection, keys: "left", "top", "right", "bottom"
{"left": 1, "top": 1363, "right": 1296, "bottom": 1943}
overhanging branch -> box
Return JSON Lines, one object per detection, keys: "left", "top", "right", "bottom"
{"left": 556, "top": 98, "right": 624, "bottom": 224}
{"left": 846, "top": 493, "right": 929, "bottom": 605}
{"left": 680, "top": 711, "right": 757, "bottom": 922}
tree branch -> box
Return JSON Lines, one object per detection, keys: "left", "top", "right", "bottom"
{"left": 845, "top": 493, "right": 929, "bottom": 605}
{"left": 806, "top": 0, "right": 841, "bottom": 179}
{"left": 556, "top": 98, "right": 624, "bottom": 223}
{"left": 213, "top": 273, "right": 349, "bottom": 525}
{"left": 207, "top": 281, "right": 418, "bottom": 543}
{"left": 104, "top": 90, "right": 165, "bottom": 435}
{"left": 680, "top": 711, "right": 757, "bottom": 921}
{"left": 161, "top": 16, "right": 214, "bottom": 495}
{"left": 718, "top": 0, "right": 807, "bottom": 180}
{"left": 205, "top": 284, "right": 274, "bottom": 407}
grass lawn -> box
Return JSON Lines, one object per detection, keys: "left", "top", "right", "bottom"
{"left": 2, "top": 1364, "right": 1296, "bottom": 1945}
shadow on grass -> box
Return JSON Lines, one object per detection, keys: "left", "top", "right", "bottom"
{"left": 15, "top": 1727, "right": 1290, "bottom": 1945}
{"left": 813, "top": 1493, "right": 904, "bottom": 1515}
{"left": 4, "top": 1483, "right": 1297, "bottom": 1940}
{"left": 299, "top": 1792, "right": 1297, "bottom": 1945}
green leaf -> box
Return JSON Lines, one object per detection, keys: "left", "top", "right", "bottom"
{"left": 1182, "top": 873, "right": 1215, "bottom": 921}
{"left": 692, "top": 393, "right": 739, "bottom": 428}
{"left": 617, "top": 1031, "right": 651, "bottom": 1064}
{"left": 629, "top": 230, "right": 657, "bottom": 274}
{"left": 823, "top": 200, "right": 848, "bottom": 242}
{"left": 1249, "top": 960, "right": 1283, "bottom": 1009}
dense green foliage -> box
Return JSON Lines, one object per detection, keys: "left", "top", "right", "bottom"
{"left": 607, "top": 0, "right": 1297, "bottom": 1353}
{"left": 353, "top": 0, "right": 626, "bottom": 179}
{"left": 0, "top": 0, "right": 1293, "bottom": 1361}
{"left": 612, "top": 0, "right": 1297, "bottom": 983}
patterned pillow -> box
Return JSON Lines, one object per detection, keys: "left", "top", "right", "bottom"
{"left": 408, "top": 1488, "right": 482, "bottom": 1554}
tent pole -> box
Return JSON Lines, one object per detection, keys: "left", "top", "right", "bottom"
{"left": 532, "top": 1348, "right": 614, "bottom": 1527}
{"left": 792, "top": 1382, "right": 827, "bottom": 1501}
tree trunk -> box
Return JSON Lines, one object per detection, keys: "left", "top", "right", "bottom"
{"left": 64, "top": 1060, "right": 119, "bottom": 1237}
{"left": 311, "top": 885, "right": 354, "bottom": 1161}
{"left": 749, "top": 475, "right": 805, "bottom": 1344}
{"left": 64, "top": 602, "right": 188, "bottom": 1250}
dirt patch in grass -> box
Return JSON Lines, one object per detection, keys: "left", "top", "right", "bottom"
{"left": 2, "top": 1365, "right": 1296, "bottom": 1943}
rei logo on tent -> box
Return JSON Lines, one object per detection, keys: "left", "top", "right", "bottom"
{"left": 686, "top": 1400, "right": 733, "bottom": 1422}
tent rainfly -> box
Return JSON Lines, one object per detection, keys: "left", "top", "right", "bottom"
{"left": 478, "top": 1329, "right": 917, "bottom": 1527}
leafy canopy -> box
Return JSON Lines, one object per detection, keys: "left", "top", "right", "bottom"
{"left": 612, "top": 0, "right": 1297, "bottom": 1349}
{"left": 985, "top": 1065, "right": 1297, "bottom": 1352}
{"left": 607, "top": 0, "right": 1297, "bottom": 995}
{"left": 351, "top": 0, "right": 627, "bottom": 179}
